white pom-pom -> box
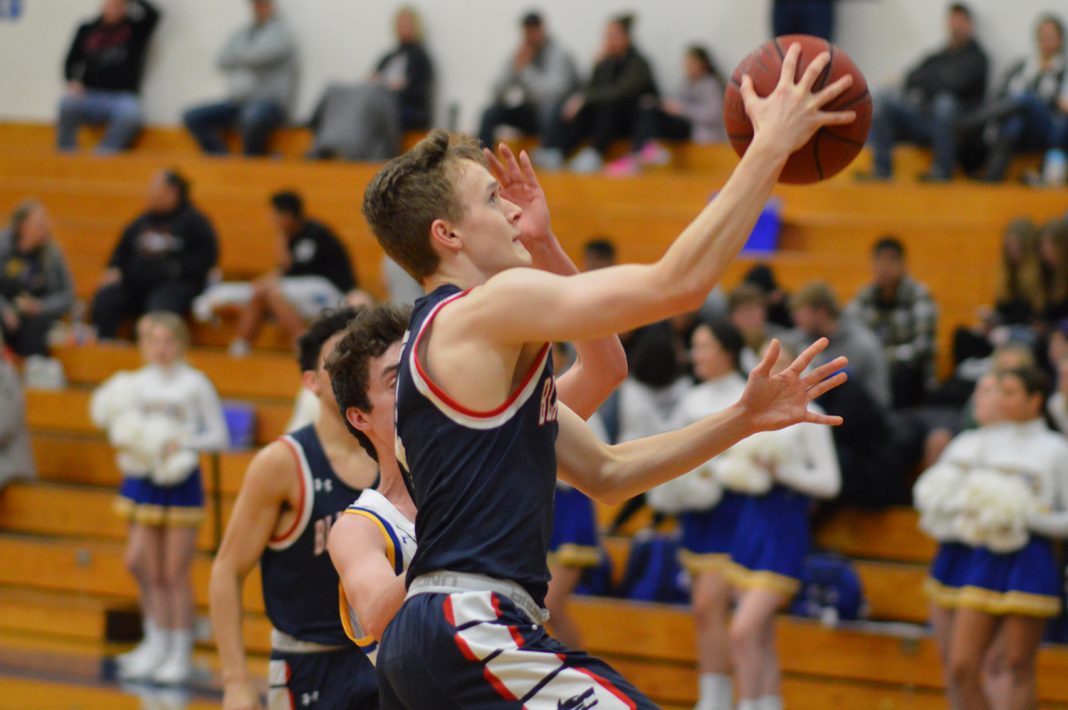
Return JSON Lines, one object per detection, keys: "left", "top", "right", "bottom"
{"left": 108, "top": 411, "right": 145, "bottom": 451}
{"left": 955, "top": 469, "right": 1036, "bottom": 553}
{"left": 151, "top": 449, "right": 198, "bottom": 487}
{"left": 913, "top": 463, "right": 966, "bottom": 541}
{"left": 90, "top": 371, "right": 139, "bottom": 428}
{"left": 647, "top": 464, "right": 723, "bottom": 514}
{"left": 713, "top": 431, "right": 780, "bottom": 494}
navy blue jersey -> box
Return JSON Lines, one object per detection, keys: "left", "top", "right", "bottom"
{"left": 260, "top": 425, "right": 370, "bottom": 646}
{"left": 396, "top": 284, "right": 560, "bottom": 605}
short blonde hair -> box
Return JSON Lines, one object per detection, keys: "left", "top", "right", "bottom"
{"left": 138, "top": 311, "right": 191, "bottom": 350}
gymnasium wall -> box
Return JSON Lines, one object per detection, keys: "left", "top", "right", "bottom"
{"left": 0, "top": 0, "right": 1054, "bottom": 133}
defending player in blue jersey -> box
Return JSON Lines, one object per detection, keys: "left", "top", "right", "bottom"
{"left": 209, "top": 308, "right": 380, "bottom": 710}
{"left": 360, "top": 44, "right": 856, "bottom": 709}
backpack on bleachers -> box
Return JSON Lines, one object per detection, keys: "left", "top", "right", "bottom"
{"left": 614, "top": 530, "right": 690, "bottom": 605}
{"left": 789, "top": 552, "right": 867, "bottom": 623}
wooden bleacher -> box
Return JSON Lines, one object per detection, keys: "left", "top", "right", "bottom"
{"left": 5, "top": 120, "right": 1068, "bottom": 707}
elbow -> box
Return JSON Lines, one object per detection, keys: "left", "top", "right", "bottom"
{"left": 603, "top": 348, "right": 628, "bottom": 390}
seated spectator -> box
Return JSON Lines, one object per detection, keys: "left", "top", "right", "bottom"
{"left": 1047, "top": 352, "right": 1068, "bottom": 433}
{"left": 787, "top": 280, "right": 891, "bottom": 408}
{"left": 305, "top": 7, "right": 433, "bottom": 161}
{"left": 371, "top": 6, "right": 434, "bottom": 132}
{"left": 605, "top": 45, "right": 726, "bottom": 176}
{"left": 0, "top": 339, "right": 34, "bottom": 490}
{"left": 535, "top": 13, "right": 658, "bottom": 173}
{"left": 978, "top": 15, "right": 1068, "bottom": 183}
{"left": 742, "top": 263, "right": 793, "bottom": 329}
{"left": 194, "top": 191, "right": 356, "bottom": 357}
{"left": 0, "top": 201, "right": 74, "bottom": 357}
{"left": 863, "top": 3, "right": 989, "bottom": 182}
{"left": 182, "top": 0, "right": 296, "bottom": 156}
{"left": 381, "top": 255, "right": 423, "bottom": 306}
{"left": 58, "top": 0, "right": 159, "bottom": 154}
{"left": 478, "top": 11, "right": 579, "bottom": 149}
{"left": 1038, "top": 218, "right": 1068, "bottom": 328}
{"left": 582, "top": 237, "right": 616, "bottom": 271}
{"left": 728, "top": 282, "right": 788, "bottom": 373}
{"left": 773, "top": 0, "right": 835, "bottom": 41}
{"left": 91, "top": 170, "right": 218, "bottom": 340}
{"left": 846, "top": 236, "right": 938, "bottom": 408}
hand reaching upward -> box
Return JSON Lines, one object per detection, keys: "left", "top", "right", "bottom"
{"left": 484, "top": 143, "right": 553, "bottom": 249}
{"left": 738, "top": 338, "right": 847, "bottom": 433}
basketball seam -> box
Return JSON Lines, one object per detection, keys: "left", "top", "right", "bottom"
{"left": 813, "top": 129, "right": 825, "bottom": 181}
{"left": 815, "top": 43, "right": 834, "bottom": 91}
{"left": 820, "top": 131, "right": 866, "bottom": 149}
{"left": 728, "top": 132, "right": 754, "bottom": 141}
{"left": 772, "top": 38, "right": 785, "bottom": 61}
{"left": 834, "top": 88, "right": 871, "bottom": 111}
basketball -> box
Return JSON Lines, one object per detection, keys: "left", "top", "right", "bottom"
{"left": 723, "top": 34, "right": 872, "bottom": 184}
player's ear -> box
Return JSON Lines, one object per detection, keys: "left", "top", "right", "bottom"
{"left": 429, "top": 218, "right": 461, "bottom": 254}
{"left": 346, "top": 406, "right": 372, "bottom": 434}
{"left": 301, "top": 370, "right": 319, "bottom": 395}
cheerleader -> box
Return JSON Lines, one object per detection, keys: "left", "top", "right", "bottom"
{"left": 91, "top": 313, "right": 229, "bottom": 683}
{"left": 725, "top": 341, "right": 840, "bottom": 710}
{"left": 660, "top": 320, "right": 748, "bottom": 710}
{"left": 943, "top": 366, "right": 1068, "bottom": 709}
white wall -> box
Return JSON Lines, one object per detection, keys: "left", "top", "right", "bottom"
{"left": 0, "top": 0, "right": 1054, "bottom": 133}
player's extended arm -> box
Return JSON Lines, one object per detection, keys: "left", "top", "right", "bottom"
{"left": 485, "top": 145, "right": 627, "bottom": 418}
{"left": 555, "top": 339, "right": 847, "bottom": 504}
{"left": 327, "top": 514, "right": 408, "bottom": 641}
{"left": 209, "top": 444, "right": 294, "bottom": 710}
{"left": 463, "top": 45, "right": 856, "bottom": 346}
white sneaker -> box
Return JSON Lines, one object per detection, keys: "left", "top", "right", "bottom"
{"left": 151, "top": 629, "right": 193, "bottom": 685}
{"left": 192, "top": 294, "right": 215, "bottom": 323}
{"left": 116, "top": 639, "right": 168, "bottom": 680}
{"left": 228, "top": 339, "right": 250, "bottom": 359}
{"left": 567, "top": 147, "right": 603, "bottom": 174}
{"left": 532, "top": 147, "right": 564, "bottom": 171}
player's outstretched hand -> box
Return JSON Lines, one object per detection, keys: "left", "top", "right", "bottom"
{"left": 484, "top": 142, "right": 553, "bottom": 248}
{"left": 737, "top": 337, "right": 846, "bottom": 433}
{"left": 741, "top": 42, "right": 856, "bottom": 156}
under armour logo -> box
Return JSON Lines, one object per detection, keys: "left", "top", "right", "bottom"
{"left": 313, "top": 478, "right": 333, "bottom": 493}
{"left": 558, "top": 688, "right": 598, "bottom": 709}
{"left": 301, "top": 690, "right": 320, "bottom": 706}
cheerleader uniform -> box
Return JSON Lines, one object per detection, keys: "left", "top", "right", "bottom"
{"left": 725, "top": 412, "right": 840, "bottom": 599}
{"left": 674, "top": 373, "right": 748, "bottom": 573}
{"left": 112, "top": 362, "right": 229, "bottom": 526}
{"left": 918, "top": 428, "right": 986, "bottom": 608}
{"left": 953, "top": 419, "right": 1068, "bottom": 618}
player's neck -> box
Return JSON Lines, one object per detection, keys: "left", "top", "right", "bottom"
{"left": 375, "top": 456, "right": 416, "bottom": 522}
{"left": 424, "top": 259, "right": 492, "bottom": 293}
{"left": 313, "top": 409, "right": 378, "bottom": 488}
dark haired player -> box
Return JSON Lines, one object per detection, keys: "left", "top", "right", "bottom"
{"left": 209, "top": 307, "right": 379, "bottom": 710}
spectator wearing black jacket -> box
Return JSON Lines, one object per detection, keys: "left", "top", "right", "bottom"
{"left": 58, "top": 0, "right": 160, "bottom": 154}
{"left": 536, "top": 13, "right": 658, "bottom": 173}
{"left": 865, "top": 3, "right": 989, "bottom": 181}
{"left": 91, "top": 170, "right": 218, "bottom": 340}
{"left": 371, "top": 6, "right": 434, "bottom": 131}
{"left": 225, "top": 191, "right": 356, "bottom": 356}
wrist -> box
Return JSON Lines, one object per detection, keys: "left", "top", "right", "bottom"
{"left": 745, "top": 133, "right": 793, "bottom": 167}
{"left": 726, "top": 401, "right": 761, "bottom": 439}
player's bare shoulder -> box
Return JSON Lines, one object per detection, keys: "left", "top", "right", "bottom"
{"left": 240, "top": 438, "right": 303, "bottom": 508}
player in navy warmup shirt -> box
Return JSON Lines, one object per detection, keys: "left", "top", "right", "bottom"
{"left": 362, "top": 47, "right": 855, "bottom": 708}
{"left": 210, "top": 308, "right": 380, "bottom": 710}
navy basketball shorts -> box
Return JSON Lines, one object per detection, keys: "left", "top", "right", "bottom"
{"left": 376, "top": 590, "right": 658, "bottom": 709}
{"left": 268, "top": 646, "right": 379, "bottom": 710}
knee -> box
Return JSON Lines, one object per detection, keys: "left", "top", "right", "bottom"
{"left": 58, "top": 94, "right": 82, "bottom": 119}
{"left": 112, "top": 98, "right": 143, "bottom": 127}
{"left": 239, "top": 102, "right": 278, "bottom": 131}
{"left": 1002, "top": 649, "right": 1036, "bottom": 683}
{"left": 161, "top": 561, "right": 190, "bottom": 588}
{"left": 948, "top": 654, "right": 982, "bottom": 689}
{"left": 691, "top": 587, "right": 727, "bottom": 623}
{"left": 728, "top": 620, "right": 759, "bottom": 658}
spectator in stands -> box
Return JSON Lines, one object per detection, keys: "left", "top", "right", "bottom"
{"left": 605, "top": 45, "right": 726, "bottom": 176}
{"left": 478, "top": 11, "right": 579, "bottom": 149}
{"left": 91, "top": 170, "right": 218, "bottom": 341}
{"left": 182, "top": 0, "right": 296, "bottom": 156}
{"left": 1047, "top": 352, "right": 1068, "bottom": 433}
{"left": 788, "top": 281, "right": 892, "bottom": 408}
{"left": 371, "top": 6, "right": 434, "bottom": 132}
{"left": 92, "top": 312, "right": 228, "bottom": 684}
{"left": 1038, "top": 218, "right": 1068, "bottom": 327}
{"left": 381, "top": 255, "right": 423, "bottom": 306}
{"left": 978, "top": 15, "right": 1068, "bottom": 183}
{"left": 0, "top": 200, "right": 74, "bottom": 357}
{"left": 58, "top": 0, "right": 160, "bottom": 154}
{"left": 772, "top": 0, "right": 835, "bottom": 41}
{"left": 193, "top": 190, "right": 356, "bottom": 358}
{"left": 846, "top": 236, "right": 938, "bottom": 408}
{"left": 582, "top": 236, "right": 617, "bottom": 272}
{"left": 535, "top": 13, "right": 658, "bottom": 173}
{"left": 728, "top": 282, "right": 788, "bottom": 373}
{"left": 863, "top": 3, "right": 989, "bottom": 182}
{"left": 743, "top": 263, "right": 793, "bottom": 329}
{"left": 0, "top": 338, "right": 34, "bottom": 490}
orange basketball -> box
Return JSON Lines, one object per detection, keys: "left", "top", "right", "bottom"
{"left": 723, "top": 34, "right": 872, "bottom": 184}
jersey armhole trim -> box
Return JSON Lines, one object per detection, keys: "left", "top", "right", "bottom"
{"left": 267, "top": 437, "right": 315, "bottom": 550}
{"left": 410, "top": 289, "right": 551, "bottom": 430}
{"left": 344, "top": 507, "right": 403, "bottom": 574}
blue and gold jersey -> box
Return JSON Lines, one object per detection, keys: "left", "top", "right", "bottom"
{"left": 396, "top": 284, "right": 560, "bottom": 606}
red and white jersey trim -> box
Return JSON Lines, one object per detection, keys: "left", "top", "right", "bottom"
{"left": 267, "top": 435, "right": 316, "bottom": 551}
{"left": 409, "top": 289, "right": 550, "bottom": 431}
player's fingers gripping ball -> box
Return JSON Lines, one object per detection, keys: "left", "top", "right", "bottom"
{"left": 724, "top": 34, "right": 872, "bottom": 183}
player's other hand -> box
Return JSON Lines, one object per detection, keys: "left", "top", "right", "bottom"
{"left": 483, "top": 142, "right": 554, "bottom": 250}
{"left": 222, "top": 680, "right": 263, "bottom": 710}
{"left": 741, "top": 43, "right": 856, "bottom": 155}
{"left": 737, "top": 338, "right": 846, "bottom": 433}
